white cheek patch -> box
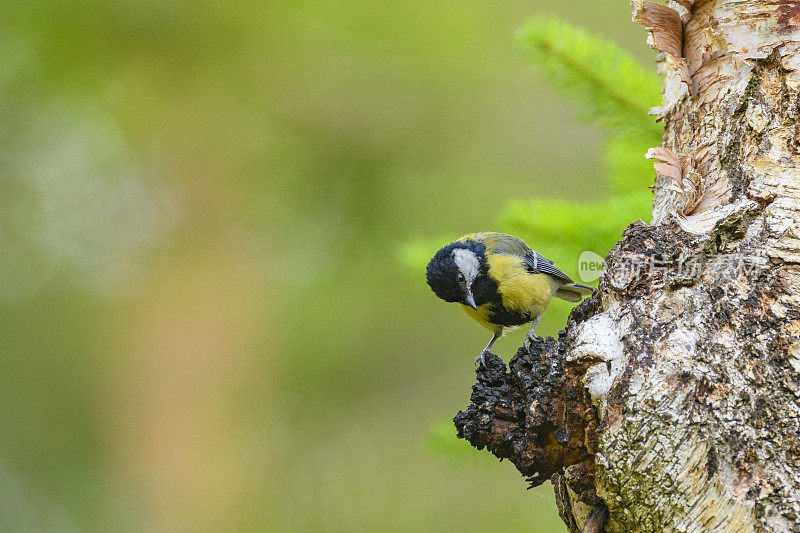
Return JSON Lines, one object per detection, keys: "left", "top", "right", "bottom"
{"left": 452, "top": 248, "right": 480, "bottom": 283}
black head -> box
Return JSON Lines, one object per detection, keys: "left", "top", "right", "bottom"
{"left": 426, "top": 240, "right": 493, "bottom": 307}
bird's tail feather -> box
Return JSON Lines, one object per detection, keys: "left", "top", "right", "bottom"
{"left": 555, "top": 282, "right": 595, "bottom": 303}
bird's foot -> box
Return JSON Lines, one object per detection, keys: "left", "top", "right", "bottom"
{"left": 524, "top": 317, "right": 542, "bottom": 349}
{"left": 475, "top": 350, "right": 489, "bottom": 367}
{"left": 524, "top": 334, "right": 542, "bottom": 350}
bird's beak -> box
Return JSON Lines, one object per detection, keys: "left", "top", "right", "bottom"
{"left": 464, "top": 291, "right": 478, "bottom": 310}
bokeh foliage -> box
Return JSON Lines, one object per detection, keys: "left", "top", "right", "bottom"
{"left": 0, "top": 3, "right": 656, "bottom": 531}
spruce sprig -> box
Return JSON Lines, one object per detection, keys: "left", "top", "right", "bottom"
{"left": 516, "top": 16, "right": 661, "bottom": 138}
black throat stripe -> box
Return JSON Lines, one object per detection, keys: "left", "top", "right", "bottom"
{"left": 487, "top": 304, "right": 532, "bottom": 327}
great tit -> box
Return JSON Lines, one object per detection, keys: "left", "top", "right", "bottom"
{"left": 425, "top": 232, "right": 594, "bottom": 365}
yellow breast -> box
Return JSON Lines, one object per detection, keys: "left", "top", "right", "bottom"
{"left": 459, "top": 253, "right": 557, "bottom": 333}
{"left": 460, "top": 302, "right": 501, "bottom": 334}
{"left": 489, "top": 254, "right": 555, "bottom": 315}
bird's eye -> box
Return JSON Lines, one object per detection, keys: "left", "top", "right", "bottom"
{"left": 457, "top": 273, "right": 465, "bottom": 283}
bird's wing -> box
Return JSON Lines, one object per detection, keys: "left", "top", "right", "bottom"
{"left": 459, "top": 232, "right": 575, "bottom": 283}
{"left": 522, "top": 250, "right": 575, "bottom": 284}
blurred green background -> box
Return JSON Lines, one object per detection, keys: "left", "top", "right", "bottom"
{"left": 0, "top": 1, "right": 654, "bottom": 531}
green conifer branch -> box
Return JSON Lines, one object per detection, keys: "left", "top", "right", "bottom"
{"left": 517, "top": 16, "right": 661, "bottom": 137}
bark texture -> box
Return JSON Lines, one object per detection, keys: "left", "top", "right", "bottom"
{"left": 455, "top": 1, "right": 800, "bottom": 531}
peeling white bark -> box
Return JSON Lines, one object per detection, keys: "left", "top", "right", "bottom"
{"left": 569, "top": 313, "right": 627, "bottom": 415}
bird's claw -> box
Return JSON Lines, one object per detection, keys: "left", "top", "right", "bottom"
{"left": 475, "top": 350, "right": 489, "bottom": 367}
{"left": 524, "top": 335, "right": 541, "bottom": 349}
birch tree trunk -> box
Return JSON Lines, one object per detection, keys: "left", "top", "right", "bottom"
{"left": 455, "top": 2, "right": 800, "bottom": 531}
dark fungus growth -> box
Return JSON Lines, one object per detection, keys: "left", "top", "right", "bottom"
{"left": 453, "top": 335, "right": 599, "bottom": 488}
{"left": 454, "top": 334, "right": 606, "bottom": 531}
